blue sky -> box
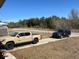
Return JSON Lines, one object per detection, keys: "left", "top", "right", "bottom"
{"left": 0, "top": 0, "right": 79, "bottom": 22}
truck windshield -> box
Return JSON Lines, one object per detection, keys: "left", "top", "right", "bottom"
{"left": 10, "top": 32, "right": 18, "bottom": 37}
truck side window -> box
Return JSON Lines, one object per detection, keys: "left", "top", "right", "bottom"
{"left": 19, "top": 33, "right": 25, "bottom": 36}
{"left": 25, "top": 32, "right": 30, "bottom": 36}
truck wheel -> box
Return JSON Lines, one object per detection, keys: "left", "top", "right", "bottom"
{"left": 32, "top": 38, "right": 39, "bottom": 44}
{"left": 5, "top": 42, "right": 14, "bottom": 50}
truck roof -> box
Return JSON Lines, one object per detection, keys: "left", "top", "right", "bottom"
{"left": 10, "top": 31, "right": 31, "bottom": 33}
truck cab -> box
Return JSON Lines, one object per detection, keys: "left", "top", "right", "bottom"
{"left": 10, "top": 32, "right": 33, "bottom": 44}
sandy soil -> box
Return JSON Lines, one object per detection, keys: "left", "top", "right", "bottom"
{"left": 11, "top": 37, "right": 79, "bottom": 59}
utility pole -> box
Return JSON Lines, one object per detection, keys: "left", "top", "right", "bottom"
{"left": 0, "top": 0, "right": 6, "bottom": 59}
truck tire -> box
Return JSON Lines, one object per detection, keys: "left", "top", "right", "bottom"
{"left": 66, "top": 35, "right": 69, "bottom": 37}
{"left": 57, "top": 33, "right": 62, "bottom": 39}
{"left": 32, "top": 38, "right": 39, "bottom": 44}
{"left": 5, "top": 42, "right": 14, "bottom": 50}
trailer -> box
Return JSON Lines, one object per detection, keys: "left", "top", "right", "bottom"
{"left": 0, "top": 23, "right": 8, "bottom": 36}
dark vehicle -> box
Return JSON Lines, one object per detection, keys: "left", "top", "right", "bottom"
{"left": 51, "top": 29, "right": 71, "bottom": 39}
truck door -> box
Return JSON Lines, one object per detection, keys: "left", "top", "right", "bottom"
{"left": 24, "top": 32, "right": 32, "bottom": 42}
{"left": 16, "top": 33, "right": 25, "bottom": 43}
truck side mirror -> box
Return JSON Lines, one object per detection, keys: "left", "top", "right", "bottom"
{"left": 17, "top": 35, "right": 20, "bottom": 38}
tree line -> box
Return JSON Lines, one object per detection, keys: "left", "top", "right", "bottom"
{"left": 8, "top": 9, "right": 79, "bottom": 29}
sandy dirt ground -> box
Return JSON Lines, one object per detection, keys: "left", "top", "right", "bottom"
{"left": 11, "top": 37, "right": 79, "bottom": 59}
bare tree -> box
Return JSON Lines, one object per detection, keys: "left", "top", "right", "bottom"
{"left": 69, "top": 9, "right": 79, "bottom": 20}
{"left": 68, "top": 9, "right": 79, "bottom": 29}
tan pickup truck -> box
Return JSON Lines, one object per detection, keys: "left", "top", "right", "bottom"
{"left": 0, "top": 31, "right": 41, "bottom": 50}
